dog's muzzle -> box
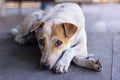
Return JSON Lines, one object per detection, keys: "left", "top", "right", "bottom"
{"left": 40, "top": 50, "right": 67, "bottom": 70}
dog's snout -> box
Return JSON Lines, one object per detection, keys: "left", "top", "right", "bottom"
{"left": 41, "top": 61, "right": 50, "bottom": 69}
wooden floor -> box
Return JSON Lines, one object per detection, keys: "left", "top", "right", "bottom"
{"left": 0, "top": 4, "right": 120, "bottom": 80}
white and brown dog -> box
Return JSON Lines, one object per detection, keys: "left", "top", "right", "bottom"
{"left": 11, "top": 3, "right": 102, "bottom": 73}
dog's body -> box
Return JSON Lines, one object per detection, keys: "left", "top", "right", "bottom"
{"left": 11, "top": 3, "right": 101, "bottom": 73}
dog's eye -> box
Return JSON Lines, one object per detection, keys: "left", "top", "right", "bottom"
{"left": 55, "top": 40, "right": 62, "bottom": 47}
{"left": 39, "top": 39, "right": 44, "bottom": 46}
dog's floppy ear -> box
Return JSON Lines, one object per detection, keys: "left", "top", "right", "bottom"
{"left": 30, "top": 21, "right": 45, "bottom": 32}
{"left": 62, "top": 23, "right": 78, "bottom": 38}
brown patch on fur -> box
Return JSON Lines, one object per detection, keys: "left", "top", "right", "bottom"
{"left": 62, "top": 23, "right": 78, "bottom": 38}
{"left": 38, "top": 32, "right": 49, "bottom": 55}
{"left": 38, "top": 23, "right": 77, "bottom": 56}
{"left": 39, "top": 37, "right": 45, "bottom": 53}
{"left": 50, "top": 23, "right": 69, "bottom": 54}
{"left": 30, "top": 21, "right": 45, "bottom": 32}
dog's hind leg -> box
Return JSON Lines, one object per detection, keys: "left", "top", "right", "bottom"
{"left": 54, "top": 42, "right": 89, "bottom": 73}
{"left": 73, "top": 55, "right": 102, "bottom": 71}
{"left": 11, "top": 25, "right": 20, "bottom": 36}
{"left": 11, "top": 10, "right": 44, "bottom": 45}
{"left": 11, "top": 21, "right": 35, "bottom": 45}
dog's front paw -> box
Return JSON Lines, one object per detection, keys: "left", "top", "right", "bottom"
{"left": 54, "top": 61, "right": 70, "bottom": 73}
{"left": 92, "top": 59, "right": 102, "bottom": 71}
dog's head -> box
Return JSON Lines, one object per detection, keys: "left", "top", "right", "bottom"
{"left": 31, "top": 21, "right": 77, "bottom": 69}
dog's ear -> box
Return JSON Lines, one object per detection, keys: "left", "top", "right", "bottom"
{"left": 30, "top": 21, "right": 45, "bottom": 32}
{"left": 62, "top": 23, "right": 78, "bottom": 38}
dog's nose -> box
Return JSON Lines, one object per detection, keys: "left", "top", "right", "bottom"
{"left": 41, "top": 62, "right": 50, "bottom": 69}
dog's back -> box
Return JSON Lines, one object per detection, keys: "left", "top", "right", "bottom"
{"left": 42, "top": 3, "right": 85, "bottom": 28}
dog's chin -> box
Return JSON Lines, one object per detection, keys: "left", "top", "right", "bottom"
{"left": 49, "top": 64, "right": 55, "bottom": 70}
{"left": 41, "top": 50, "right": 66, "bottom": 70}
{"left": 39, "top": 58, "right": 59, "bottom": 70}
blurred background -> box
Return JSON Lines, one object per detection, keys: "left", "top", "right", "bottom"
{"left": 0, "top": 0, "right": 120, "bottom": 80}
{"left": 0, "top": 0, "right": 120, "bottom": 17}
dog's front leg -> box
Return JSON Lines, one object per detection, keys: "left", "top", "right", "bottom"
{"left": 54, "top": 48, "right": 76, "bottom": 73}
{"left": 53, "top": 41, "right": 88, "bottom": 73}
{"left": 73, "top": 56, "right": 102, "bottom": 71}
{"left": 71, "top": 43, "right": 102, "bottom": 71}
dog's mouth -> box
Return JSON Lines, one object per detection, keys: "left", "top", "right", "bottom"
{"left": 40, "top": 51, "right": 66, "bottom": 70}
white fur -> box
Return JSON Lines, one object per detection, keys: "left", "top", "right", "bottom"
{"left": 11, "top": 26, "right": 19, "bottom": 36}
{"left": 41, "top": 3, "right": 88, "bottom": 73}
{"left": 11, "top": 3, "right": 101, "bottom": 73}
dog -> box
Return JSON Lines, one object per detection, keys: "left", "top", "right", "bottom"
{"left": 11, "top": 3, "right": 102, "bottom": 73}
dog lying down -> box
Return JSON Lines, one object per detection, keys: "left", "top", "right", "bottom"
{"left": 11, "top": 3, "right": 102, "bottom": 73}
